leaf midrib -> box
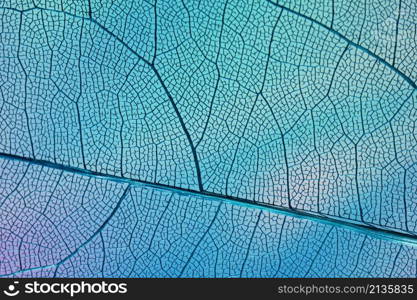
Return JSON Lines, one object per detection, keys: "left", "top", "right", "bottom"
{"left": 1, "top": 4, "right": 417, "bottom": 247}
{"left": 1, "top": 151, "right": 416, "bottom": 247}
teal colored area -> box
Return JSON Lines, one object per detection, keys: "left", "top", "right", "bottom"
{"left": 0, "top": 0, "right": 416, "bottom": 277}
{"left": 0, "top": 158, "right": 416, "bottom": 277}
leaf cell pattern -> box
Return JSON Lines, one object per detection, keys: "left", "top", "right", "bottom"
{"left": 1, "top": 158, "right": 417, "bottom": 278}
{"left": 0, "top": 0, "right": 416, "bottom": 277}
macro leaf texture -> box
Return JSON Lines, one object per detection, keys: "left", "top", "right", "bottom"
{"left": 0, "top": 0, "right": 416, "bottom": 277}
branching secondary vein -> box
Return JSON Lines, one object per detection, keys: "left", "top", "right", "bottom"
{"left": 1, "top": 152, "right": 416, "bottom": 247}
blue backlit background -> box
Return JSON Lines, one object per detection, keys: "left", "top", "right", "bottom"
{"left": 0, "top": 0, "right": 416, "bottom": 277}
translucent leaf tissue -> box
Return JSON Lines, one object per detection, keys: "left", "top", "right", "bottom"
{"left": 0, "top": 0, "right": 416, "bottom": 278}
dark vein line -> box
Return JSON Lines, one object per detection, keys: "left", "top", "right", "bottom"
{"left": 0, "top": 6, "right": 203, "bottom": 191}
{"left": 351, "top": 236, "right": 367, "bottom": 275}
{"left": 240, "top": 211, "right": 262, "bottom": 277}
{"left": 1, "top": 185, "right": 131, "bottom": 278}
{"left": 52, "top": 185, "right": 131, "bottom": 277}
{"left": 224, "top": 98, "right": 257, "bottom": 195}
{"left": 0, "top": 264, "right": 56, "bottom": 278}
{"left": 94, "top": 13, "right": 203, "bottom": 190}
{"left": 325, "top": 41, "right": 349, "bottom": 98}
{"left": 330, "top": 0, "right": 335, "bottom": 29}
{"left": 42, "top": 170, "right": 64, "bottom": 214}
{"left": 116, "top": 60, "right": 139, "bottom": 177}
{"left": 1, "top": 6, "right": 417, "bottom": 249}
{"left": 178, "top": 203, "right": 222, "bottom": 277}
{"left": 2, "top": 3, "right": 416, "bottom": 90}
{"left": 0, "top": 164, "right": 29, "bottom": 207}
{"left": 260, "top": 8, "right": 283, "bottom": 91}
{"left": 272, "top": 216, "right": 286, "bottom": 277}
{"left": 16, "top": 12, "right": 35, "bottom": 158}
{"left": 146, "top": 193, "right": 173, "bottom": 253}
{"left": 393, "top": 0, "right": 402, "bottom": 66}
{"left": 389, "top": 245, "right": 403, "bottom": 277}
{"left": 266, "top": 0, "right": 417, "bottom": 89}
{"left": 304, "top": 227, "right": 334, "bottom": 277}
{"left": 76, "top": 18, "right": 87, "bottom": 169}
{"left": 195, "top": 0, "right": 228, "bottom": 148}
{"left": 2, "top": 5, "right": 413, "bottom": 196}
{"left": 354, "top": 144, "right": 364, "bottom": 223}
{"left": 149, "top": 64, "right": 204, "bottom": 191}
{"left": 403, "top": 169, "right": 409, "bottom": 232}
{"left": 1, "top": 152, "right": 417, "bottom": 247}
{"left": 87, "top": 0, "right": 92, "bottom": 19}
{"left": 311, "top": 110, "right": 321, "bottom": 213}
{"left": 152, "top": 0, "right": 158, "bottom": 64}
{"left": 262, "top": 96, "right": 291, "bottom": 208}
{"left": 90, "top": 12, "right": 203, "bottom": 191}
{"left": 100, "top": 232, "right": 105, "bottom": 276}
